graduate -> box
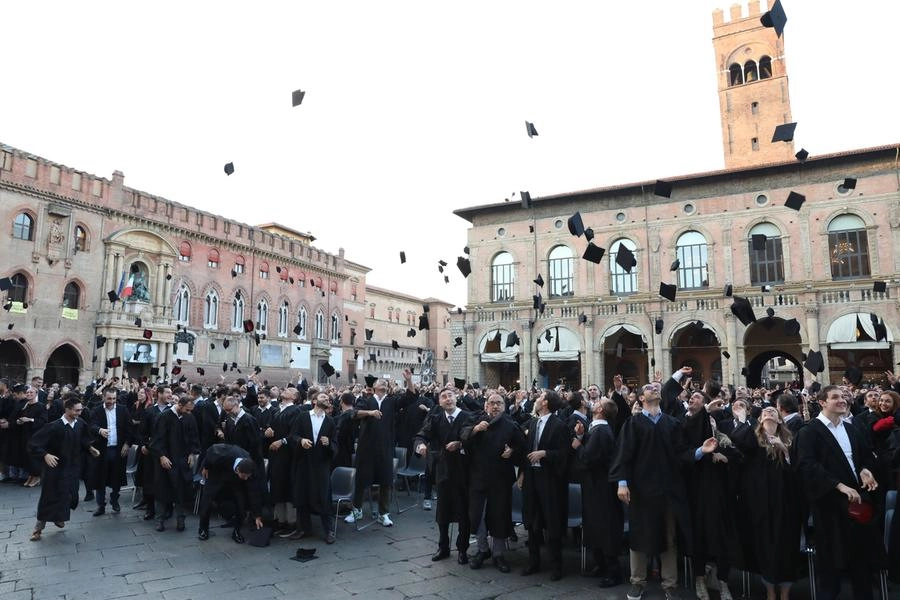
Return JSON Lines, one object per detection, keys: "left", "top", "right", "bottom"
{"left": 289, "top": 391, "right": 337, "bottom": 543}
{"left": 150, "top": 394, "right": 200, "bottom": 532}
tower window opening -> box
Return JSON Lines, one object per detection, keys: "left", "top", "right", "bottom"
{"left": 744, "top": 60, "right": 759, "bottom": 83}
{"left": 759, "top": 56, "right": 773, "bottom": 79}
{"left": 728, "top": 63, "right": 743, "bottom": 86}
{"left": 751, "top": 101, "right": 759, "bottom": 115}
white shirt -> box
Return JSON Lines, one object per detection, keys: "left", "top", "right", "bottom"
{"left": 104, "top": 405, "right": 118, "bottom": 446}
{"left": 589, "top": 418, "right": 608, "bottom": 432}
{"left": 817, "top": 413, "right": 858, "bottom": 481}
{"left": 61, "top": 415, "right": 76, "bottom": 429}
{"left": 531, "top": 414, "right": 551, "bottom": 467}
{"left": 310, "top": 410, "right": 326, "bottom": 442}
{"left": 445, "top": 407, "right": 461, "bottom": 425}
{"left": 374, "top": 395, "right": 385, "bottom": 410}
{"left": 233, "top": 409, "right": 246, "bottom": 422}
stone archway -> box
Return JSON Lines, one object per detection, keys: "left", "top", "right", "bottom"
{"left": 44, "top": 344, "right": 82, "bottom": 386}
{"left": 0, "top": 339, "right": 29, "bottom": 383}
{"left": 745, "top": 350, "right": 801, "bottom": 388}
{"left": 743, "top": 316, "right": 803, "bottom": 386}
{"left": 671, "top": 323, "right": 722, "bottom": 383}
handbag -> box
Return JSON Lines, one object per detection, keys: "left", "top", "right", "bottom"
{"left": 847, "top": 499, "right": 874, "bottom": 525}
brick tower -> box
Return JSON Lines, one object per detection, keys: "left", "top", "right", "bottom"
{"left": 712, "top": 1, "right": 794, "bottom": 168}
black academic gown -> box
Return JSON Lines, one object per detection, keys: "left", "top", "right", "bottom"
{"left": 10, "top": 401, "right": 47, "bottom": 475}
{"left": 414, "top": 409, "right": 472, "bottom": 525}
{"left": 354, "top": 389, "right": 417, "bottom": 487}
{"left": 574, "top": 422, "right": 623, "bottom": 557}
{"left": 28, "top": 417, "right": 94, "bottom": 523}
{"left": 150, "top": 409, "right": 200, "bottom": 505}
{"left": 201, "top": 443, "right": 263, "bottom": 520}
{"left": 224, "top": 411, "right": 263, "bottom": 466}
{"left": 521, "top": 414, "right": 570, "bottom": 540}
{"left": 90, "top": 403, "right": 133, "bottom": 490}
{"left": 796, "top": 417, "right": 886, "bottom": 570}
{"left": 461, "top": 412, "right": 525, "bottom": 538}
{"left": 609, "top": 411, "right": 694, "bottom": 555}
{"left": 197, "top": 401, "right": 225, "bottom": 452}
{"left": 266, "top": 403, "right": 300, "bottom": 504}
{"left": 332, "top": 409, "right": 357, "bottom": 470}
{"left": 138, "top": 403, "right": 167, "bottom": 492}
{"left": 730, "top": 423, "right": 801, "bottom": 583}
{"left": 288, "top": 410, "right": 336, "bottom": 517}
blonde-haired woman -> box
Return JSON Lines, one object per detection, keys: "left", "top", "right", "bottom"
{"left": 731, "top": 405, "right": 801, "bottom": 600}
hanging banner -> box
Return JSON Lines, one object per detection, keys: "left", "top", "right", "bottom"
{"left": 61, "top": 308, "right": 79, "bottom": 320}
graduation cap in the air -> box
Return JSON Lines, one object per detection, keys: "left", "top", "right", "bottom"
{"left": 873, "top": 281, "right": 887, "bottom": 293}
{"left": 875, "top": 318, "right": 888, "bottom": 342}
{"left": 583, "top": 227, "right": 595, "bottom": 242}
{"left": 525, "top": 121, "right": 538, "bottom": 138}
{"left": 223, "top": 339, "right": 230, "bottom": 349}
{"left": 253, "top": 366, "right": 262, "bottom": 375}
{"left": 520, "top": 191, "right": 532, "bottom": 209}
{"left": 231, "top": 269, "right": 237, "bottom": 278}
{"left": 844, "top": 366, "right": 863, "bottom": 386}
{"left": 418, "top": 314, "right": 429, "bottom": 330}
{"left": 96, "top": 335, "right": 107, "bottom": 348}
{"left": 197, "top": 367, "right": 205, "bottom": 376}
{"left": 407, "top": 328, "right": 416, "bottom": 338}
{"left": 730, "top": 296, "right": 757, "bottom": 326}
{"left": 532, "top": 293, "right": 542, "bottom": 311}
{"left": 766, "top": 307, "right": 776, "bottom": 318}
{"left": 804, "top": 350, "right": 825, "bottom": 374}
{"left": 453, "top": 336, "right": 463, "bottom": 348}
{"left": 231, "top": 362, "right": 239, "bottom": 370}
{"left": 784, "top": 318, "right": 801, "bottom": 336}
{"left": 722, "top": 350, "right": 731, "bottom": 359}
{"left": 223, "top": 362, "right": 228, "bottom": 372}
{"left": 544, "top": 329, "right": 553, "bottom": 343}
{"left": 2, "top": 302, "right": 11, "bottom": 311}
{"left": 6, "top": 323, "right": 12, "bottom": 330}
{"left": 363, "top": 374, "right": 378, "bottom": 388}
{"left": 751, "top": 234, "right": 767, "bottom": 252}
{"left": 670, "top": 259, "right": 680, "bottom": 271}
{"left": 457, "top": 256, "right": 471, "bottom": 278}
{"left": 224, "top": 162, "right": 235, "bottom": 176}
{"left": 582, "top": 243, "right": 605, "bottom": 264}
{"left": 399, "top": 251, "right": 406, "bottom": 264}
{"left": 254, "top": 333, "right": 261, "bottom": 346}
{"left": 772, "top": 122, "right": 797, "bottom": 143}
{"left": 578, "top": 313, "right": 587, "bottom": 325}
{"left": 291, "top": 89, "right": 306, "bottom": 106}
{"left": 842, "top": 177, "right": 857, "bottom": 190}
{"left": 293, "top": 323, "right": 303, "bottom": 336}
{"left": 444, "top": 275, "right": 449, "bottom": 283}
{"left": 0, "top": 277, "right": 12, "bottom": 292}
{"left": 365, "top": 328, "right": 374, "bottom": 341}
{"left": 653, "top": 179, "right": 672, "bottom": 198}
{"left": 171, "top": 366, "right": 182, "bottom": 376}
{"left": 795, "top": 148, "right": 809, "bottom": 162}
{"left": 142, "top": 329, "right": 153, "bottom": 340}
{"left": 241, "top": 319, "right": 253, "bottom": 333}
{"left": 724, "top": 284, "right": 734, "bottom": 297}
{"left": 567, "top": 212, "right": 585, "bottom": 237}
{"left": 505, "top": 331, "right": 520, "bottom": 347}
{"left": 785, "top": 191, "right": 806, "bottom": 211}
{"left": 614, "top": 243, "right": 636, "bottom": 273}
{"left": 150, "top": 367, "right": 160, "bottom": 376}
{"left": 659, "top": 282, "right": 677, "bottom": 302}
{"left": 760, "top": 0, "right": 787, "bottom": 38}
{"left": 106, "top": 357, "right": 121, "bottom": 369}
{"left": 454, "top": 377, "right": 466, "bottom": 389}
{"left": 655, "top": 318, "right": 664, "bottom": 335}
{"left": 107, "top": 290, "right": 119, "bottom": 303}
{"left": 391, "top": 340, "right": 399, "bottom": 350}
{"left": 534, "top": 274, "right": 544, "bottom": 288}
{"left": 276, "top": 266, "right": 281, "bottom": 273}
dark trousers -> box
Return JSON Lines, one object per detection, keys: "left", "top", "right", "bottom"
{"left": 198, "top": 478, "right": 246, "bottom": 532}
{"left": 817, "top": 558, "right": 874, "bottom": 600}
{"left": 353, "top": 478, "right": 390, "bottom": 515}
{"left": 298, "top": 506, "right": 335, "bottom": 535}
{"left": 95, "top": 446, "right": 121, "bottom": 506}
{"left": 527, "top": 528, "right": 562, "bottom": 570}
{"left": 438, "top": 517, "right": 470, "bottom": 553}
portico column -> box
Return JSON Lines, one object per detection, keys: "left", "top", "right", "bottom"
{"left": 464, "top": 321, "right": 477, "bottom": 383}
{"left": 805, "top": 306, "right": 824, "bottom": 382}
{"left": 520, "top": 321, "right": 532, "bottom": 389}
{"left": 725, "top": 313, "right": 739, "bottom": 386}
{"left": 155, "top": 262, "right": 166, "bottom": 310}
{"left": 583, "top": 317, "right": 595, "bottom": 385}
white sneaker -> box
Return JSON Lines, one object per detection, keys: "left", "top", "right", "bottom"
{"left": 423, "top": 499, "right": 432, "bottom": 510}
{"left": 344, "top": 508, "right": 363, "bottom": 524}
{"left": 718, "top": 581, "right": 733, "bottom": 600}
{"left": 377, "top": 513, "right": 393, "bottom": 527}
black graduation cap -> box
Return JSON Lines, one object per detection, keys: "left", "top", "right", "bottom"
{"left": 567, "top": 212, "right": 585, "bottom": 237}
{"left": 254, "top": 366, "right": 262, "bottom": 374}
{"left": 772, "top": 122, "right": 797, "bottom": 143}
{"left": 532, "top": 293, "right": 542, "bottom": 310}
{"left": 289, "top": 547, "right": 318, "bottom": 563}
{"left": 873, "top": 281, "right": 887, "bottom": 293}
{"left": 842, "top": 177, "right": 857, "bottom": 190}
{"left": 231, "top": 269, "right": 237, "bottom": 278}
{"left": 724, "top": 283, "right": 734, "bottom": 297}
{"left": 6, "top": 323, "right": 12, "bottom": 330}
{"left": 766, "top": 307, "right": 775, "bottom": 318}
{"left": 443, "top": 350, "right": 448, "bottom": 359}
{"left": 364, "top": 374, "right": 377, "bottom": 387}
{"left": 224, "top": 162, "right": 235, "bottom": 176}
{"left": 544, "top": 329, "right": 553, "bottom": 343}
{"left": 760, "top": 0, "right": 787, "bottom": 38}
{"left": 583, "top": 227, "right": 595, "bottom": 242}
{"left": 505, "top": 331, "right": 520, "bottom": 347}
{"left": 197, "top": 367, "right": 205, "bottom": 376}
{"left": 844, "top": 366, "right": 863, "bottom": 386}
{"left": 730, "top": 296, "right": 757, "bottom": 326}
{"left": 875, "top": 318, "right": 888, "bottom": 342}
{"left": 150, "top": 367, "right": 160, "bottom": 376}
{"left": 454, "top": 377, "right": 466, "bottom": 389}
{"left": 254, "top": 333, "right": 261, "bottom": 345}
{"left": 243, "top": 319, "right": 254, "bottom": 333}
{"left": 463, "top": 246, "right": 470, "bottom": 254}
{"left": 223, "top": 339, "right": 230, "bottom": 349}
{"left": 107, "top": 290, "right": 119, "bottom": 303}
{"left": 534, "top": 274, "right": 544, "bottom": 287}
{"left": 614, "top": 243, "right": 636, "bottom": 273}
{"left": 520, "top": 191, "right": 532, "bottom": 209}
{"left": 0, "top": 277, "right": 11, "bottom": 292}
{"left": 171, "top": 366, "right": 182, "bottom": 376}
{"left": 722, "top": 350, "right": 731, "bottom": 359}
{"left": 582, "top": 243, "right": 605, "bottom": 264}
{"left": 795, "top": 148, "right": 809, "bottom": 162}
{"left": 2, "top": 302, "right": 11, "bottom": 311}
{"left": 134, "top": 317, "right": 142, "bottom": 327}
{"left": 96, "top": 335, "right": 107, "bottom": 348}
{"left": 223, "top": 362, "right": 228, "bottom": 372}
{"left": 443, "top": 275, "right": 449, "bottom": 283}
{"left": 391, "top": 340, "right": 399, "bottom": 350}
{"left": 653, "top": 179, "right": 672, "bottom": 198}
{"left": 437, "top": 261, "right": 447, "bottom": 268}
{"left": 659, "top": 282, "right": 677, "bottom": 302}
{"left": 365, "top": 328, "right": 374, "bottom": 341}
{"left": 453, "top": 336, "right": 463, "bottom": 348}
{"left": 538, "top": 301, "right": 546, "bottom": 315}
{"left": 457, "top": 256, "right": 471, "bottom": 278}
{"left": 407, "top": 328, "right": 416, "bottom": 338}
{"left": 525, "top": 121, "right": 538, "bottom": 138}
{"left": 741, "top": 367, "right": 748, "bottom": 376}
{"left": 804, "top": 350, "right": 825, "bottom": 374}
{"left": 276, "top": 266, "right": 282, "bottom": 273}
{"left": 142, "top": 329, "right": 153, "bottom": 340}
{"left": 231, "top": 361, "right": 238, "bottom": 370}
{"left": 106, "top": 357, "right": 121, "bottom": 369}
{"left": 655, "top": 318, "right": 664, "bottom": 335}
{"left": 578, "top": 313, "right": 587, "bottom": 325}
{"left": 751, "top": 234, "right": 767, "bottom": 252}
{"left": 399, "top": 251, "right": 406, "bottom": 264}
{"left": 784, "top": 318, "right": 801, "bottom": 336}
{"left": 291, "top": 89, "right": 306, "bottom": 106}
{"left": 670, "top": 259, "right": 680, "bottom": 271}
{"left": 176, "top": 358, "right": 182, "bottom": 366}
{"left": 785, "top": 191, "right": 805, "bottom": 211}
{"left": 166, "top": 273, "right": 172, "bottom": 281}
{"left": 293, "top": 323, "right": 303, "bottom": 335}
{"left": 418, "top": 314, "right": 429, "bottom": 330}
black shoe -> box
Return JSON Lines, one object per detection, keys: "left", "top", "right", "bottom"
{"left": 231, "top": 529, "right": 245, "bottom": 544}
{"left": 470, "top": 550, "right": 491, "bottom": 569}
{"left": 598, "top": 575, "right": 620, "bottom": 588}
{"left": 143, "top": 512, "right": 156, "bottom": 521}
{"left": 493, "top": 556, "right": 511, "bottom": 573}
{"left": 111, "top": 498, "right": 120, "bottom": 513}
{"left": 457, "top": 552, "right": 468, "bottom": 565}
{"left": 431, "top": 549, "right": 450, "bottom": 561}
{"left": 155, "top": 520, "right": 165, "bottom": 532}
{"left": 92, "top": 506, "right": 106, "bottom": 517}
{"left": 84, "top": 491, "right": 94, "bottom": 502}
{"left": 550, "top": 569, "right": 563, "bottom": 582}
{"left": 198, "top": 529, "right": 209, "bottom": 541}
{"left": 176, "top": 516, "right": 185, "bottom": 532}
{"left": 521, "top": 563, "right": 540, "bottom": 576}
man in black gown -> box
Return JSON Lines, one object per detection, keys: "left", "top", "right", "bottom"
{"left": 150, "top": 395, "right": 199, "bottom": 532}
{"left": 197, "top": 443, "right": 264, "bottom": 543}
{"left": 90, "top": 387, "right": 133, "bottom": 516}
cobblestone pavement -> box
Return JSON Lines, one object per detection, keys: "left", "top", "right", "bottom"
{"left": 0, "top": 483, "right": 826, "bottom": 600}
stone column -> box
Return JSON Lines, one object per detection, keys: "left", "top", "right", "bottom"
{"left": 155, "top": 262, "right": 166, "bottom": 310}
{"left": 520, "top": 321, "right": 533, "bottom": 389}
{"left": 464, "top": 322, "right": 477, "bottom": 383}
{"left": 662, "top": 348, "right": 672, "bottom": 376}
{"left": 112, "top": 338, "right": 123, "bottom": 379}
{"left": 725, "top": 313, "right": 739, "bottom": 386}
{"left": 805, "top": 305, "right": 824, "bottom": 382}
{"left": 104, "top": 248, "right": 116, "bottom": 292}
{"left": 163, "top": 263, "right": 173, "bottom": 313}
{"left": 583, "top": 317, "right": 595, "bottom": 385}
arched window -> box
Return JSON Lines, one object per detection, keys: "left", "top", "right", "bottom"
{"left": 610, "top": 239, "right": 639, "bottom": 295}
{"left": 491, "top": 252, "right": 515, "bottom": 302}
{"left": 9, "top": 273, "right": 28, "bottom": 304}
{"left": 204, "top": 290, "right": 219, "bottom": 328}
{"left": 547, "top": 245, "right": 574, "bottom": 298}
{"left": 259, "top": 261, "right": 269, "bottom": 279}
{"left": 232, "top": 292, "right": 245, "bottom": 330}
{"left": 174, "top": 285, "right": 190, "bottom": 323}
{"left": 297, "top": 306, "right": 308, "bottom": 340}
{"left": 74, "top": 226, "right": 87, "bottom": 252}
{"left": 331, "top": 313, "right": 340, "bottom": 342}
{"left": 278, "top": 302, "right": 288, "bottom": 336}
{"left": 257, "top": 299, "right": 268, "bottom": 332}
{"left": 676, "top": 231, "right": 709, "bottom": 290}
{"left": 178, "top": 241, "right": 192, "bottom": 262}
{"left": 234, "top": 255, "right": 245, "bottom": 275}
{"left": 728, "top": 63, "right": 743, "bottom": 86}
{"left": 207, "top": 249, "right": 219, "bottom": 268}
{"left": 279, "top": 267, "right": 289, "bottom": 282}
{"left": 758, "top": 55, "right": 773, "bottom": 79}
{"left": 744, "top": 60, "right": 758, "bottom": 83}
{"left": 297, "top": 271, "right": 306, "bottom": 287}
{"left": 828, "top": 214, "right": 870, "bottom": 279}
{"left": 13, "top": 213, "right": 34, "bottom": 241}
{"left": 314, "top": 310, "right": 325, "bottom": 340}
{"left": 62, "top": 281, "right": 80, "bottom": 308}
{"left": 748, "top": 222, "right": 784, "bottom": 286}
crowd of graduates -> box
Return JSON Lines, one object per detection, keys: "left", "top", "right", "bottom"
{"left": 1, "top": 365, "right": 898, "bottom": 600}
